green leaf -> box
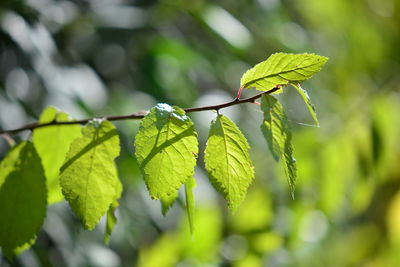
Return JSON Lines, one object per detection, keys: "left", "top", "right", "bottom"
{"left": 260, "top": 95, "right": 288, "bottom": 161}
{"left": 282, "top": 136, "right": 297, "bottom": 198}
{"left": 11, "top": 236, "right": 37, "bottom": 259}
{"left": 59, "top": 119, "right": 121, "bottom": 230}
{"left": 33, "top": 106, "right": 82, "bottom": 204}
{"left": 185, "top": 177, "right": 196, "bottom": 234}
{"left": 240, "top": 53, "right": 328, "bottom": 92}
{"left": 0, "top": 142, "right": 47, "bottom": 257}
{"left": 104, "top": 174, "right": 122, "bottom": 244}
{"left": 161, "top": 191, "right": 179, "bottom": 216}
{"left": 104, "top": 200, "right": 119, "bottom": 244}
{"left": 134, "top": 104, "right": 198, "bottom": 200}
{"left": 291, "top": 84, "right": 319, "bottom": 126}
{"left": 260, "top": 95, "right": 297, "bottom": 196}
{"left": 204, "top": 115, "right": 255, "bottom": 212}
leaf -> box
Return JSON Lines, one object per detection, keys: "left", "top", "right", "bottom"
{"left": 11, "top": 236, "right": 37, "bottom": 259}
{"left": 0, "top": 142, "right": 47, "bottom": 258}
{"left": 291, "top": 84, "right": 319, "bottom": 126}
{"left": 260, "top": 95, "right": 288, "bottom": 161}
{"left": 240, "top": 53, "right": 328, "bottom": 92}
{"left": 59, "top": 119, "right": 121, "bottom": 230}
{"left": 104, "top": 200, "right": 119, "bottom": 244}
{"left": 134, "top": 104, "right": 198, "bottom": 200}
{"left": 204, "top": 114, "right": 255, "bottom": 212}
{"left": 260, "top": 95, "right": 297, "bottom": 196}
{"left": 161, "top": 191, "right": 179, "bottom": 216}
{"left": 104, "top": 174, "right": 122, "bottom": 244}
{"left": 33, "top": 106, "right": 82, "bottom": 204}
{"left": 185, "top": 177, "right": 196, "bottom": 234}
{"left": 282, "top": 136, "right": 297, "bottom": 198}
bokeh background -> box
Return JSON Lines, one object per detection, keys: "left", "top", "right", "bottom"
{"left": 1, "top": 0, "right": 400, "bottom": 266}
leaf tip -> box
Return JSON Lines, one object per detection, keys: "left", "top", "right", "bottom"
{"left": 103, "top": 235, "right": 111, "bottom": 245}
{"left": 161, "top": 202, "right": 172, "bottom": 216}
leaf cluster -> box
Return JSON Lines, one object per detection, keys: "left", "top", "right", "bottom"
{"left": 0, "top": 53, "right": 327, "bottom": 258}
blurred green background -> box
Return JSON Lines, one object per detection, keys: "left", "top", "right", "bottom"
{"left": 1, "top": 0, "right": 400, "bottom": 266}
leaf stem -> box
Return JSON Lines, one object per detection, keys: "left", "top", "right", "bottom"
{"left": 235, "top": 86, "right": 244, "bottom": 100}
{"left": 0, "top": 87, "right": 280, "bottom": 135}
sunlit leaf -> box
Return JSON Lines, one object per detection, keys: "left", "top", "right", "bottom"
{"left": 134, "top": 104, "right": 198, "bottom": 200}
{"left": 282, "top": 137, "right": 297, "bottom": 198}
{"left": 0, "top": 142, "right": 46, "bottom": 258}
{"left": 260, "top": 95, "right": 297, "bottom": 195}
{"left": 104, "top": 200, "right": 119, "bottom": 244}
{"left": 33, "top": 106, "right": 81, "bottom": 204}
{"left": 204, "top": 114, "right": 254, "bottom": 212}
{"left": 185, "top": 177, "right": 196, "bottom": 234}
{"left": 60, "top": 120, "right": 121, "bottom": 230}
{"left": 104, "top": 175, "right": 122, "bottom": 244}
{"left": 240, "top": 53, "right": 328, "bottom": 92}
{"left": 260, "top": 95, "right": 286, "bottom": 161}
{"left": 291, "top": 84, "right": 319, "bottom": 126}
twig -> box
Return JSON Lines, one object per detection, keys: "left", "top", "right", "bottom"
{"left": 0, "top": 87, "right": 279, "bottom": 135}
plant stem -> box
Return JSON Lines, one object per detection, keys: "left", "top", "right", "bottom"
{"left": 0, "top": 87, "right": 279, "bottom": 135}
{"left": 235, "top": 86, "right": 244, "bottom": 100}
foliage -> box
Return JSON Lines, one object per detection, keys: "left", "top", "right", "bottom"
{"left": 260, "top": 94, "right": 296, "bottom": 196}
{"left": 204, "top": 114, "right": 255, "bottom": 212}
{"left": 0, "top": 52, "right": 326, "bottom": 258}
{"left": 134, "top": 104, "right": 198, "bottom": 200}
{"left": 240, "top": 53, "right": 327, "bottom": 92}
{"left": 1, "top": 0, "right": 400, "bottom": 265}
{"left": 59, "top": 119, "right": 121, "bottom": 230}
{"left": 32, "top": 107, "right": 81, "bottom": 204}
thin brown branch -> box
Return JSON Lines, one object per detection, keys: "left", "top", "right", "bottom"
{"left": 0, "top": 87, "right": 279, "bottom": 135}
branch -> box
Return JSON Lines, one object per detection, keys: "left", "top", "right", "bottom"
{"left": 0, "top": 87, "right": 279, "bottom": 135}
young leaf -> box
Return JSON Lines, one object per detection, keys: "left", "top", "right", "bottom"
{"left": 104, "top": 173, "right": 122, "bottom": 244}
{"left": 291, "top": 84, "right": 319, "bottom": 126}
{"left": 240, "top": 53, "right": 328, "bottom": 92}
{"left": 282, "top": 137, "right": 297, "bottom": 198}
{"left": 260, "top": 95, "right": 297, "bottom": 195}
{"left": 33, "top": 106, "right": 81, "bottom": 204}
{"left": 260, "top": 95, "right": 289, "bottom": 161}
{"left": 185, "top": 177, "right": 196, "bottom": 234}
{"left": 161, "top": 191, "right": 179, "bottom": 216}
{"left": 104, "top": 200, "right": 119, "bottom": 244}
{"left": 0, "top": 142, "right": 47, "bottom": 258}
{"left": 59, "top": 119, "right": 121, "bottom": 230}
{"left": 134, "top": 104, "right": 198, "bottom": 200}
{"left": 204, "top": 115, "right": 254, "bottom": 212}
